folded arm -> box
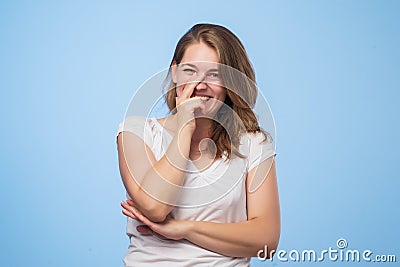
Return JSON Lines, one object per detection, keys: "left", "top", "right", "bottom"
{"left": 117, "top": 127, "right": 192, "bottom": 222}
{"left": 122, "top": 157, "right": 280, "bottom": 258}
{"left": 187, "top": 158, "right": 279, "bottom": 257}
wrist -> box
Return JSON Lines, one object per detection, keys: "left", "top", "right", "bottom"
{"left": 182, "top": 220, "right": 196, "bottom": 240}
{"left": 179, "top": 123, "right": 195, "bottom": 135}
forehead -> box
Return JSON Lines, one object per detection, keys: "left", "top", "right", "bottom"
{"left": 180, "top": 42, "right": 219, "bottom": 64}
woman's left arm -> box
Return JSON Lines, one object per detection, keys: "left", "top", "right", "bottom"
{"left": 122, "top": 157, "right": 280, "bottom": 258}
{"left": 185, "top": 157, "right": 280, "bottom": 258}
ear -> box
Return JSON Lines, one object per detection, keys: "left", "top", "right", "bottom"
{"left": 171, "top": 61, "right": 177, "bottom": 83}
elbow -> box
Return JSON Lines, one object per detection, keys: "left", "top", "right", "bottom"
{"left": 255, "top": 221, "right": 280, "bottom": 259}
{"left": 253, "top": 241, "right": 279, "bottom": 260}
{"left": 252, "top": 235, "right": 280, "bottom": 259}
{"left": 129, "top": 189, "right": 172, "bottom": 223}
{"left": 143, "top": 211, "right": 167, "bottom": 223}
{"left": 126, "top": 195, "right": 172, "bottom": 223}
{"left": 265, "top": 241, "right": 279, "bottom": 259}
{"left": 140, "top": 205, "right": 170, "bottom": 223}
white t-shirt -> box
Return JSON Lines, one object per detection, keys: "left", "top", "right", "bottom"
{"left": 117, "top": 116, "right": 276, "bottom": 267}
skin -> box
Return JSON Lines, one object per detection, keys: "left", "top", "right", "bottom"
{"left": 118, "top": 41, "right": 280, "bottom": 258}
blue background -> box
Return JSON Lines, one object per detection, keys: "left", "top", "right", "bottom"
{"left": 1, "top": 1, "right": 398, "bottom": 266}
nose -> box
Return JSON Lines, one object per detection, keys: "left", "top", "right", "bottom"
{"left": 195, "top": 81, "right": 207, "bottom": 90}
{"left": 195, "top": 72, "right": 207, "bottom": 90}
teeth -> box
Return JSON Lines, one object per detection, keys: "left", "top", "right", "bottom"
{"left": 200, "top": 96, "right": 208, "bottom": 101}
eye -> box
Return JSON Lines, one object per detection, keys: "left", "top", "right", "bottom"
{"left": 208, "top": 72, "right": 219, "bottom": 78}
{"left": 183, "top": 68, "right": 196, "bottom": 75}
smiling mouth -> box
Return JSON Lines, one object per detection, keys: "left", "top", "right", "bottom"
{"left": 191, "top": 93, "right": 213, "bottom": 101}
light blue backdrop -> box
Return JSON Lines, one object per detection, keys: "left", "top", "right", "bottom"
{"left": 1, "top": 1, "right": 398, "bottom": 266}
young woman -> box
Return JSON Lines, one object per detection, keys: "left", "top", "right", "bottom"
{"left": 117, "top": 23, "right": 280, "bottom": 266}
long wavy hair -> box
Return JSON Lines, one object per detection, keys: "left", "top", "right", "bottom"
{"left": 164, "top": 23, "right": 266, "bottom": 159}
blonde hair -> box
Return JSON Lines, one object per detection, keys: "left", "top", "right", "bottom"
{"left": 164, "top": 23, "right": 266, "bottom": 159}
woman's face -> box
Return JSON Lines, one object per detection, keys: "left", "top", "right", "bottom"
{"left": 172, "top": 41, "right": 226, "bottom": 116}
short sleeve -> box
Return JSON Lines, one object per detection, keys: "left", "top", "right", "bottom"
{"left": 116, "top": 116, "right": 151, "bottom": 146}
{"left": 245, "top": 132, "right": 276, "bottom": 171}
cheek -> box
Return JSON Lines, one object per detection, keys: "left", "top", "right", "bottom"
{"left": 176, "top": 73, "right": 193, "bottom": 87}
{"left": 175, "top": 86, "right": 183, "bottom": 97}
{"left": 216, "top": 87, "right": 227, "bottom": 102}
{"left": 221, "top": 91, "right": 227, "bottom": 101}
{"left": 208, "top": 84, "right": 226, "bottom": 101}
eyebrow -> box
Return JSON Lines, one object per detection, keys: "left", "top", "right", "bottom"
{"left": 180, "top": 63, "right": 219, "bottom": 72}
{"left": 180, "top": 63, "right": 198, "bottom": 69}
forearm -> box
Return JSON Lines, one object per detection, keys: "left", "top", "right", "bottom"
{"left": 184, "top": 218, "right": 280, "bottom": 258}
{"left": 133, "top": 127, "right": 192, "bottom": 221}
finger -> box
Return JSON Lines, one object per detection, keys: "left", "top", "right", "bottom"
{"left": 130, "top": 208, "right": 157, "bottom": 229}
{"left": 137, "top": 225, "right": 153, "bottom": 235}
{"left": 180, "top": 81, "right": 199, "bottom": 100}
{"left": 121, "top": 201, "right": 140, "bottom": 220}
{"left": 121, "top": 201, "right": 133, "bottom": 210}
{"left": 196, "top": 98, "right": 207, "bottom": 113}
{"left": 183, "top": 100, "right": 206, "bottom": 118}
{"left": 121, "top": 200, "right": 138, "bottom": 212}
{"left": 126, "top": 199, "right": 135, "bottom": 206}
{"left": 121, "top": 208, "right": 139, "bottom": 220}
{"left": 178, "top": 96, "right": 206, "bottom": 108}
{"left": 189, "top": 98, "right": 207, "bottom": 114}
